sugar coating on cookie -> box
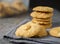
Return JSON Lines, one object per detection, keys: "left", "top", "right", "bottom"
{"left": 49, "top": 27, "right": 60, "bottom": 37}
{"left": 15, "top": 21, "right": 42, "bottom": 38}
{"left": 30, "top": 12, "right": 53, "bottom": 18}
{"left": 33, "top": 6, "right": 54, "bottom": 12}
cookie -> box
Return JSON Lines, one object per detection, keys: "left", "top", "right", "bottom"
{"left": 34, "top": 24, "right": 52, "bottom": 29}
{"left": 30, "top": 12, "right": 53, "bottom": 18}
{"left": 4, "top": 6, "right": 21, "bottom": 16}
{"left": 12, "top": 1, "right": 27, "bottom": 12}
{"left": 49, "top": 27, "right": 60, "bottom": 37}
{"left": 32, "top": 19, "right": 52, "bottom": 25}
{"left": 15, "top": 21, "right": 42, "bottom": 38}
{"left": 32, "top": 18, "right": 52, "bottom": 22}
{"left": 40, "top": 24, "right": 52, "bottom": 29}
{"left": 38, "top": 28, "right": 48, "bottom": 37}
{"left": 33, "top": 6, "right": 54, "bottom": 12}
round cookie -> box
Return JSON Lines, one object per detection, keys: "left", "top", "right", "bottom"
{"left": 49, "top": 27, "right": 60, "bottom": 37}
{"left": 33, "top": 6, "right": 54, "bottom": 12}
{"left": 30, "top": 12, "right": 53, "bottom": 18}
{"left": 32, "top": 18, "right": 52, "bottom": 22}
{"left": 38, "top": 28, "right": 48, "bottom": 37}
{"left": 32, "top": 19, "right": 52, "bottom": 25}
{"left": 15, "top": 21, "right": 42, "bottom": 38}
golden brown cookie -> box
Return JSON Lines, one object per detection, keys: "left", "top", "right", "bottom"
{"left": 15, "top": 21, "right": 42, "bottom": 38}
{"left": 12, "top": 1, "right": 27, "bottom": 12}
{"left": 33, "top": 6, "right": 54, "bottom": 12}
{"left": 38, "top": 28, "right": 48, "bottom": 37}
{"left": 4, "top": 7, "right": 20, "bottom": 16}
{"left": 49, "top": 27, "right": 60, "bottom": 37}
{"left": 32, "top": 18, "right": 52, "bottom": 22}
{"left": 32, "top": 19, "right": 52, "bottom": 25}
{"left": 30, "top": 12, "right": 53, "bottom": 18}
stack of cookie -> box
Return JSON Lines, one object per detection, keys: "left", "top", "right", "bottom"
{"left": 30, "top": 6, "right": 54, "bottom": 29}
{"left": 15, "top": 6, "right": 54, "bottom": 38}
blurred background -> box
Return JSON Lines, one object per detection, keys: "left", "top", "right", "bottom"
{"left": 30, "top": 0, "right": 60, "bottom": 10}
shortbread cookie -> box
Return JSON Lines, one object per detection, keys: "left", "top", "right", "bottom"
{"left": 15, "top": 21, "right": 42, "bottom": 38}
{"left": 49, "top": 27, "right": 60, "bottom": 37}
{"left": 33, "top": 6, "right": 54, "bottom": 12}
{"left": 30, "top": 12, "right": 53, "bottom": 18}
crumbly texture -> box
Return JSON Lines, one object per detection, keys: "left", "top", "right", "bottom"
{"left": 49, "top": 27, "right": 60, "bottom": 37}
{"left": 15, "top": 21, "right": 42, "bottom": 38}
{"left": 32, "top": 18, "right": 52, "bottom": 22}
{"left": 32, "top": 19, "right": 52, "bottom": 25}
{"left": 30, "top": 12, "right": 53, "bottom": 18}
{"left": 33, "top": 6, "right": 54, "bottom": 12}
{"left": 37, "top": 28, "right": 48, "bottom": 37}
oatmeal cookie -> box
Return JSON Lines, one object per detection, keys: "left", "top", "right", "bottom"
{"left": 49, "top": 27, "right": 60, "bottom": 37}
{"left": 33, "top": 6, "right": 54, "bottom": 12}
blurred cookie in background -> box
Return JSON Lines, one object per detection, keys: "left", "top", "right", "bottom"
{"left": 11, "top": 0, "right": 27, "bottom": 12}
{"left": 0, "top": 0, "right": 27, "bottom": 18}
{"left": 4, "top": 7, "right": 20, "bottom": 16}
